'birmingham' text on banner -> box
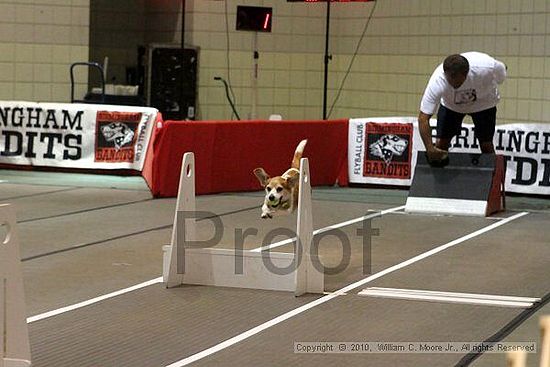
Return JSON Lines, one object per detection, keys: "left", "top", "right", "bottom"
{"left": 0, "top": 101, "right": 157, "bottom": 171}
{"left": 348, "top": 117, "right": 550, "bottom": 196}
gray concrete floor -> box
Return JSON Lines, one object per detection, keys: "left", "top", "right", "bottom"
{"left": 1, "top": 169, "right": 548, "bottom": 367}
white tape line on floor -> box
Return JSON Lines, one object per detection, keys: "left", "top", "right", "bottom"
{"left": 27, "top": 277, "right": 163, "bottom": 324}
{"left": 251, "top": 205, "right": 405, "bottom": 252}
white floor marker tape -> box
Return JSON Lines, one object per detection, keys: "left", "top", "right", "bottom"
{"left": 27, "top": 277, "right": 163, "bottom": 323}
{"left": 250, "top": 205, "right": 405, "bottom": 252}
{"left": 164, "top": 211, "right": 529, "bottom": 367}
{"left": 358, "top": 287, "right": 540, "bottom": 308}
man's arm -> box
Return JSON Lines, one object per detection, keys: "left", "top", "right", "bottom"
{"left": 418, "top": 111, "right": 435, "bottom": 151}
{"left": 418, "top": 111, "right": 448, "bottom": 160}
{"left": 494, "top": 59, "right": 507, "bottom": 84}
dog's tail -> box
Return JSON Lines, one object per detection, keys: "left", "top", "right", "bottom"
{"left": 291, "top": 139, "right": 307, "bottom": 169}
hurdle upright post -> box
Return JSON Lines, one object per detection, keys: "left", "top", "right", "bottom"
{"left": 0, "top": 204, "right": 32, "bottom": 367}
{"left": 506, "top": 350, "right": 527, "bottom": 367}
{"left": 164, "top": 153, "right": 196, "bottom": 288}
{"left": 540, "top": 315, "right": 550, "bottom": 367}
{"left": 295, "top": 158, "right": 324, "bottom": 296}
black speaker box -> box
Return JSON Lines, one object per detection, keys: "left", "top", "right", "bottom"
{"left": 147, "top": 46, "right": 198, "bottom": 120}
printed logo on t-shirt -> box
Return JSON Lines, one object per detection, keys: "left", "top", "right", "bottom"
{"left": 454, "top": 89, "right": 477, "bottom": 104}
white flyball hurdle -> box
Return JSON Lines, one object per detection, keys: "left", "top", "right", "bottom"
{"left": 0, "top": 204, "right": 32, "bottom": 367}
{"left": 540, "top": 315, "right": 550, "bottom": 367}
{"left": 506, "top": 350, "right": 527, "bottom": 367}
{"left": 505, "top": 315, "right": 550, "bottom": 367}
{"left": 163, "top": 152, "right": 324, "bottom": 296}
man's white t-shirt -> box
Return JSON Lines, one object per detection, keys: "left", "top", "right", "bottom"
{"left": 420, "top": 52, "right": 507, "bottom": 115}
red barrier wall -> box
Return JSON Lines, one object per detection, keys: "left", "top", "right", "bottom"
{"left": 142, "top": 119, "right": 349, "bottom": 197}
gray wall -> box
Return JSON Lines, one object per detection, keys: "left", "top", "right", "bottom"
{"left": 0, "top": 0, "right": 89, "bottom": 102}
{"left": 183, "top": 0, "right": 550, "bottom": 123}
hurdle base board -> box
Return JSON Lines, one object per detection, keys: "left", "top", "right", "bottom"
{"left": 405, "top": 197, "right": 488, "bottom": 217}
{"left": 2, "top": 358, "right": 32, "bottom": 367}
{"left": 163, "top": 246, "right": 323, "bottom": 293}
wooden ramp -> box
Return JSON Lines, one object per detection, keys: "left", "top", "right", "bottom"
{"left": 406, "top": 152, "right": 505, "bottom": 216}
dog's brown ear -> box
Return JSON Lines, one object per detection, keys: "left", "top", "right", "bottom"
{"left": 253, "top": 168, "right": 270, "bottom": 187}
{"left": 286, "top": 172, "right": 300, "bottom": 187}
